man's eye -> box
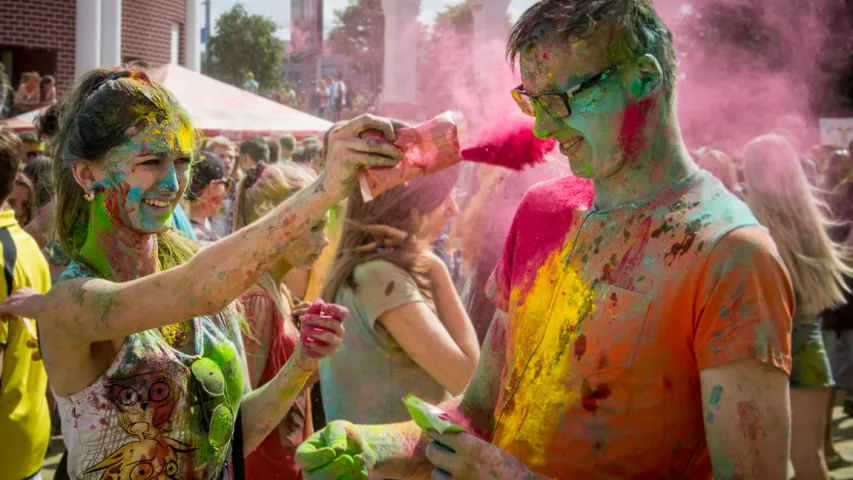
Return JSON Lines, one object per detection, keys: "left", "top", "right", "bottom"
{"left": 140, "top": 159, "right": 160, "bottom": 166}
{"left": 175, "top": 157, "right": 191, "bottom": 165}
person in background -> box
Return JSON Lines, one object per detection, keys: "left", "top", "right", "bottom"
{"left": 8, "top": 172, "right": 35, "bottom": 227}
{"left": 280, "top": 135, "right": 296, "bottom": 162}
{"left": 205, "top": 136, "right": 240, "bottom": 181}
{"left": 205, "top": 136, "right": 240, "bottom": 238}
{"left": 245, "top": 71, "right": 259, "bottom": 93}
{"left": 22, "top": 155, "right": 52, "bottom": 212}
{"left": 34, "top": 104, "right": 60, "bottom": 145}
{"left": 743, "top": 134, "right": 852, "bottom": 480}
{"left": 14, "top": 72, "right": 40, "bottom": 114}
{"left": 319, "top": 165, "right": 479, "bottom": 425}
{"left": 18, "top": 132, "right": 44, "bottom": 166}
{"left": 234, "top": 162, "right": 329, "bottom": 479}
{"left": 240, "top": 136, "right": 270, "bottom": 172}
{"left": 186, "top": 151, "right": 232, "bottom": 244}
{"left": 283, "top": 83, "right": 297, "bottom": 108}
{"left": 698, "top": 149, "right": 740, "bottom": 195}
{"left": 0, "top": 126, "right": 52, "bottom": 480}
{"left": 327, "top": 73, "right": 347, "bottom": 122}
{"left": 267, "top": 137, "right": 281, "bottom": 165}
{"left": 39, "top": 75, "right": 56, "bottom": 107}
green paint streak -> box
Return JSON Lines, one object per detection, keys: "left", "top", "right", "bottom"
{"left": 709, "top": 384, "right": 723, "bottom": 409}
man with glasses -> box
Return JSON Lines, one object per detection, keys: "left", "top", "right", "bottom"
{"left": 296, "top": 1, "right": 794, "bottom": 478}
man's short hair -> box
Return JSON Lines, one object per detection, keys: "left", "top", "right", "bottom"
{"left": 266, "top": 137, "right": 281, "bottom": 162}
{"left": 239, "top": 136, "right": 270, "bottom": 163}
{"left": 507, "top": 0, "right": 677, "bottom": 103}
{"left": 205, "top": 136, "right": 236, "bottom": 152}
{"left": 279, "top": 134, "right": 296, "bottom": 152}
{"left": 0, "top": 127, "right": 23, "bottom": 205}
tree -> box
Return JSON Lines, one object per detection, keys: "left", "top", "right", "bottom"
{"left": 327, "top": 0, "right": 385, "bottom": 90}
{"left": 203, "top": 4, "right": 284, "bottom": 91}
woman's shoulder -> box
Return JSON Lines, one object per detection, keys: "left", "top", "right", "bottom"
{"left": 352, "top": 259, "right": 414, "bottom": 285}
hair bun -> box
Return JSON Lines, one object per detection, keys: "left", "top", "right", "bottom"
{"left": 35, "top": 104, "right": 60, "bottom": 139}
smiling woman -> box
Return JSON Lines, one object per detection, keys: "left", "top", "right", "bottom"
{"left": 4, "top": 66, "right": 406, "bottom": 480}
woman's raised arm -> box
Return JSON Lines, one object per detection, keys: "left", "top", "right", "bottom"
{"left": 39, "top": 116, "right": 403, "bottom": 344}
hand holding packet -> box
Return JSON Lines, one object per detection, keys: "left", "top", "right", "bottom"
{"left": 403, "top": 394, "right": 466, "bottom": 434}
{"left": 358, "top": 111, "right": 466, "bottom": 201}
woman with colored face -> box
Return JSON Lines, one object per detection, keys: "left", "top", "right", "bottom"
{"left": 0, "top": 67, "right": 404, "bottom": 480}
{"left": 232, "top": 162, "right": 330, "bottom": 479}
{"left": 319, "top": 165, "right": 480, "bottom": 426}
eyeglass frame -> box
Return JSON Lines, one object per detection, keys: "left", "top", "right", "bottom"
{"left": 511, "top": 64, "right": 621, "bottom": 118}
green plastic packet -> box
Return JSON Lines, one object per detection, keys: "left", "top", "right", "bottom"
{"left": 403, "top": 394, "right": 466, "bottom": 434}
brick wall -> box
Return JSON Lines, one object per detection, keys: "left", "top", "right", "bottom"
{"left": 0, "top": 0, "right": 76, "bottom": 95}
{"left": 122, "top": 0, "right": 186, "bottom": 68}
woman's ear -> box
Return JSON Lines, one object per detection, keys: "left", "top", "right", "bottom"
{"left": 71, "top": 160, "right": 103, "bottom": 193}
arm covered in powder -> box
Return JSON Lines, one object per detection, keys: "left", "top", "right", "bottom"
{"left": 36, "top": 116, "right": 403, "bottom": 344}
{"left": 296, "top": 311, "right": 508, "bottom": 479}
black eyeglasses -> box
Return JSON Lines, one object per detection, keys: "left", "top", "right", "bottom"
{"left": 512, "top": 65, "right": 620, "bottom": 118}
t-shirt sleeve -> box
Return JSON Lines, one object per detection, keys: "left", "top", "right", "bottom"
{"left": 693, "top": 226, "right": 794, "bottom": 374}
{"left": 352, "top": 260, "right": 425, "bottom": 329}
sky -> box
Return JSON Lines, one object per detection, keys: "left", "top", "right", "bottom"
{"left": 207, "top": 0, "right": 538, "bottom": 41}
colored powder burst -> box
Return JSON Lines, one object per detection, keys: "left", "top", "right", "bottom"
{"left": 461, "top": 118, "right": 557, "bottom": 171}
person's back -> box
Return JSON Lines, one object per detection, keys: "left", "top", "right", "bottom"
{"left": 0, "top": 127, "right": 52, "bottom": 480}
{"left": 322, "top": 259, "right": 452, "bottom": 424}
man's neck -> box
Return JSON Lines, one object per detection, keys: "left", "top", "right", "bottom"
{"left": 78, "top": 198, "right": 158, "bottom": 282}
{"left": 189, "top": 204, "right": 208, "bottom": 225}
{"left": 592, "top": 113, "right": 698, "bottom": 210}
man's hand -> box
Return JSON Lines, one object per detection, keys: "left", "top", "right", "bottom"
{"left": 296, "top": 421, "right": 377, "bottom": 480}
{"left": 425, "top": 430, "right": 542, "bottom": 480}
{"left": 0, "top": 287, "right": 44, "bottom": 321}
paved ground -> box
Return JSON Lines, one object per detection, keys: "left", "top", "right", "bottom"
{"left": 39, "top": 395, "right": 853, "bottom": 479}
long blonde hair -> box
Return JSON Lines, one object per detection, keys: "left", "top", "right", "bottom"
{"left": 744, "top": 134, "right": 853, "bottom": 313}
{"left": 233, "top": 162, "right": 317, "bottom": 312}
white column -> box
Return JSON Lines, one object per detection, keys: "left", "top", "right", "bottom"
{"left": 380, "top": 0, "right": 421, "bottom": 104}
{"left": 75, "top": 0, "right": 102, "bottom": 77}
{"left": 470, "top": 0, "right": 511, "bottom": 70}
{"left": 185, "top": 0, "right": 201, "bottom": 71}
{"left": 100, "top": 0, "right": 122, "bottom": 67}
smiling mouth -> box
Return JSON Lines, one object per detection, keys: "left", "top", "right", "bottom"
{"left": 561, "top": 137, "right": 584, "bottom": 155}
{"left": 142, "top": 199, "right": 173, "bottom": 208}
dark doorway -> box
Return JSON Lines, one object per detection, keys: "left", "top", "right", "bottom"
{"left": 0, "top": 46, "right": 58, "bottom": 88}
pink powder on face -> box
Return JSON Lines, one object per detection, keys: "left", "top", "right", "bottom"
{"left": 461, "top": 118, "right": 557, "bottom": 171}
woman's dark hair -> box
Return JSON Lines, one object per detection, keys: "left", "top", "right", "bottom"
{"left": 23, "top": 154, "right": 53, "bottom": 209}
{"left": 46, "top": 67, "right": 198, "bottom": 270}
{"left": 35, "top": 104, "right": 60, "bottom": 140}
{"left": 39, "top": 75, "right": 55, "bottom": 92}
{"left": 266, "top": 136, "right": 281, "bottom": 162}
{"left": 322, "top": 165, "right": 460, "bottom": 304}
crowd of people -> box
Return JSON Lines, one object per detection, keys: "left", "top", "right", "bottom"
{"left": 243, "top": 70, "right": 368, "bottom": 123}
{"left": 0, "top": 66, "right": 57, "bottom": 119}
{"left": 0, "top": 0, "right": 852, "bottom": 480}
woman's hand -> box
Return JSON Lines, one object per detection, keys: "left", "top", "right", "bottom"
{"left": 355, "top": 224, "right": 411, "bottom": 253}
{"left": 294, "top": 300, "right": 348, "bottom": 371}
{"left": 291, "top": 300, "right": 312, "bottom": 327}
{"left": 0, "top": 287, "right": 45, "bottom": 321}
{"left": 321, "top": 114, "right": 405, "bottom": 201}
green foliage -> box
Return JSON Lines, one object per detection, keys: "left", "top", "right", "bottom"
{"left": 203, "top": 4, "right": 284, "bottom": 91}
{"left": 327, "top": 0, "right": 385, "bottom": 85}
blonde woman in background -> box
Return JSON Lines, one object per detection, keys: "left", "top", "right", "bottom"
{"left": 233, "top": 161, "right": 330, "bottom": 479}
{"left": 743, "top": 134, "right": 853, "bottom": 480}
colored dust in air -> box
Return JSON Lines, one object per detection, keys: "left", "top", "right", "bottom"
{"left": 461, "top": 118, "right": 556, "bottom": 171}
{"left": 492, "top": 240, "right": 595, "bottom": 468}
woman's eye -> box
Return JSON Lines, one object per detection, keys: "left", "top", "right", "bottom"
{"left": 175, "top": 157, "right": 191, "bottom": 165}
{"left": 140, "top": 159, "right": 160, "bottom": 166}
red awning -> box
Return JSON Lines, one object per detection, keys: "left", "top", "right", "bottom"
{"left": 2, "top": 64, "right": 333, "bottom": 139}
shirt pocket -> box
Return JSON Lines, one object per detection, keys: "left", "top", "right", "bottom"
{"left": 575, "top": 283, "right": 652, "bottom": 375}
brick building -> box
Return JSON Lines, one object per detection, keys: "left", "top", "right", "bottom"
{"left": 0, "top": 0, "right": 201, "bottom": 96}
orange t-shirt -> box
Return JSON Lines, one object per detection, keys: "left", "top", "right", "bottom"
{"left": 487, "top": 171, "right": 793, "bottom": 478}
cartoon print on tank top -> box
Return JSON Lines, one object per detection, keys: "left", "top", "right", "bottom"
{"left": 82, "top": 371, "right": 198, "bottom": 479}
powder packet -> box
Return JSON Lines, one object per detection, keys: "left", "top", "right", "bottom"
{"left": 403, "top": 394, "right": 466, "bottom": 434}
{"left": 358, "top": 111, "right": 466, "bottom": 201}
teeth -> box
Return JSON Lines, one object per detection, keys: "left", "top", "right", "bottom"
{"left": 143, "top": 199, "right": 171, "bottom": 208}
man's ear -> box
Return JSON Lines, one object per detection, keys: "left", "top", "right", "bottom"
{"left": 628, "top": 54, "right": 663, "bottom": 101}
{"left": 71, "top": 160, "right": 102, "bottom": 193}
